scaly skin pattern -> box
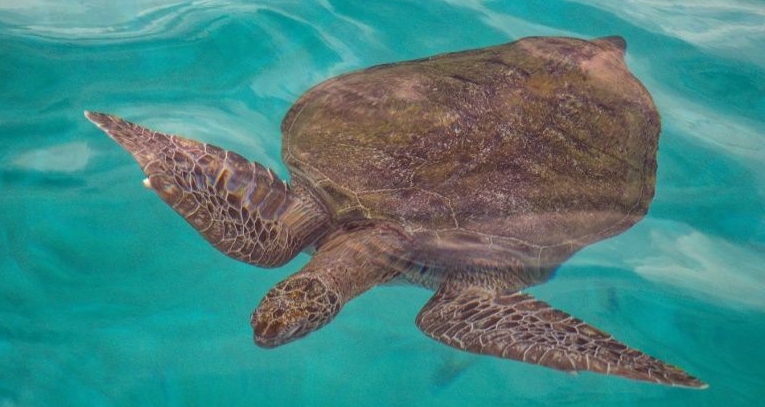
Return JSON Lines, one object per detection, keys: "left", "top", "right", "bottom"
{"left": 416, "top": 281, "right": 707, "bottom": 388}
{"left": 85, "top": 111, "right": 328, "bottom": 267}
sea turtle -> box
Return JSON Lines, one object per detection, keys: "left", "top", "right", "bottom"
{"left": 86, "top": 35, "right": 706, "bottom": 388}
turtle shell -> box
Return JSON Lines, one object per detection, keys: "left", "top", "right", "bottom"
{"left": 281, "top": 36, "right": 659, "bottom": 275}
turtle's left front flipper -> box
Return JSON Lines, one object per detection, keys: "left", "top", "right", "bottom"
{"left": 85, "top": 111, "right": 327, "bottom": 267}
{"left": 416, "top": 280, "right": 707, "bottom": 388}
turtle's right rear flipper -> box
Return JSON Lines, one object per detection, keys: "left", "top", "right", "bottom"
{"left": 415, "top": 281, "right": 706, "bottom": 388}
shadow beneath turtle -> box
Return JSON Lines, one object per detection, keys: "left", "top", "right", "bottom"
{"left": 430, "top": 354, "right": 477, "bottom": 391}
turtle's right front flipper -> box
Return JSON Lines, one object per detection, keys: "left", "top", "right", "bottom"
{"left": 85, "top": 111, "right": 327, "bottom": 267}
{"left": 416, "top": 280, "right": 707, "bottom": 388}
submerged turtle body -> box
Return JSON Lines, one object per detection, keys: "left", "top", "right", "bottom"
{"left": 284, "top": 36, "right": 658, "bottom": 287}
{"left": 86, "top": 36, "right": 705, "bottom": 388}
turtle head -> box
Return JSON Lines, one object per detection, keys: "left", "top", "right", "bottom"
{"left": 251, "top": 226, "right": 403, "bottom": 348}
{"left": 251, "top": 274, "right": 342, "bottom": 348}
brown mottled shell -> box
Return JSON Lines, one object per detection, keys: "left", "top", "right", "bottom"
{"left": 281, "top": 36, "right": 659, "bottom": 273}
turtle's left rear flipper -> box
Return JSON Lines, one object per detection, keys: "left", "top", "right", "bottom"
{"left": 415, "top": 281, "right": 706, "bottom": 388}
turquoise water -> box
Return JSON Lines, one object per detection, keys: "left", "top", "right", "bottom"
{"left": 1, "top": 0, "right": 764, "bottom": 406}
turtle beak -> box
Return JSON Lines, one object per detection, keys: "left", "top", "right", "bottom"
{"left": 251, "top": 310, "right": 302, "bottom": 348}
{"left": 251, "top": 302, "right": 308, "bottom": 348}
